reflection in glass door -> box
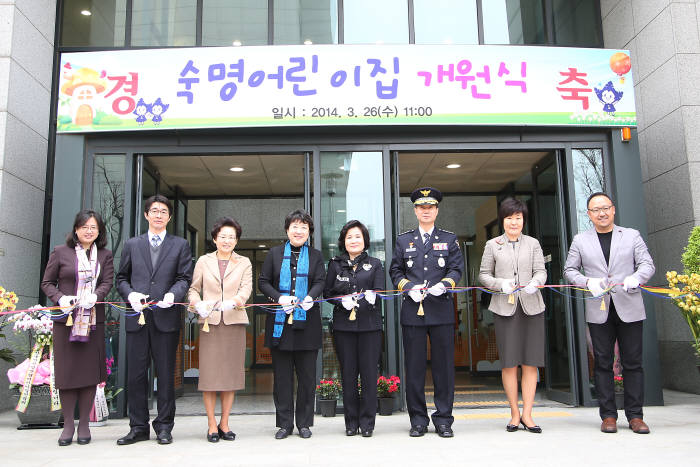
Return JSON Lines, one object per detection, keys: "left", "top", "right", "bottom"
{"left": 533, "top": 152, "right": 577, "bottom": 404}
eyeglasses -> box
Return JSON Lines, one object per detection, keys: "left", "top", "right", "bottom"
{"left": 588, "top": 205, "right": 613, "bottom": 214}
{"left": 79, "top": 225, "right": 98, "bottom": 232}
{"left": 217, "top": 236, "right": 237, "bottom": 241}
{"left": 148, "top": 209, "right": 170, "bottom": 217}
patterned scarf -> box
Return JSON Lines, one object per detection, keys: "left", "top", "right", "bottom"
{"left": 71, "top": 244, "right": 99, "bottom": 342}
{"left": 272, "top": 241, "right": 309, "bottom": 346}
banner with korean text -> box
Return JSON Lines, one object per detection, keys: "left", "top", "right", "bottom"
{"left": 56, "top": 44, "right": 635, "bottom": 133}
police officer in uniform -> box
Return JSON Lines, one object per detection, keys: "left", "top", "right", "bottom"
{"left": 389, "top": 187, "right": 464, "bottom": 438}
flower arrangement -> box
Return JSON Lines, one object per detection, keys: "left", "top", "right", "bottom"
{"left": 666, "top": 226, "right": 700, "bottom": 360}
{"left": 0, "top": 286, "right": 19, "bottom": 364}
{"left": 104, "top": 357, "right": 123, "bottom": 411}
{"left": 614, "top": 375, "right": 624, "bottom": 392}
{"left": 377, "top": 375, "right": 400, "bottom": 398}
{"left": 316, "top": 378, "right": 342, "bottom": 400}
{"left": 6, "top": 305, "right": 54, "bottom": 388}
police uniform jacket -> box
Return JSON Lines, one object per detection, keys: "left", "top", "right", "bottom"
{"left": 389, "top": 228, "right": 464, "bottom": 326}
{"left": 259, "top": 244, "right": 326, "bottom": 351}
{"left": 324, "top": 253, "right": 385, "bottom": 332}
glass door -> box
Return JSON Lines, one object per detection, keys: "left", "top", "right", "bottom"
{"left": 532, "top": 152, "right": 578, "bottom": 405}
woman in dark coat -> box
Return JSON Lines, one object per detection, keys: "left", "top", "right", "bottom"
{"left": 41, "top": 210, "right": 114, "bottom": 446}
{"left": 258, "top": 209, "right": 326, "bottom": 440}
{"left": 324, "top": 220, "right": 384, "bottom": 437}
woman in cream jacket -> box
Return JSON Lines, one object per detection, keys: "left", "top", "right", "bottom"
{"left": 188, "top": 217, "right": 252, "bottom": 442}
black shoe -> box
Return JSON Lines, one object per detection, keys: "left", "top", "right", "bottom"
{"left": 506, "top": 424, "right": 519, "bottom": 432}
{"left": 435, "top": 424, "right": 454, "bottom": 438}
{"left": 299, "top": 427, "right": 312, "bottom": 439}
{"left": 361, "top": 429, "right": 373, "bottom": 437}
{"left": 346, "top": 428, "right": 359, "bottom": 436}
{"left": 520, "top": 421, "right": 542, "bottom": 433}
{"left": 275, "top": 428, "right": 292, "bottom": 439}
{"left": 218, "top": 425, "right": 236, "bottom": 441}
{"left": 156, "top": 430, "right": 173, "bottom": 444}
{"left": 207, "top": 430, "right": 220, "bottom": 443}
{"left": 58, "top": 438, "right": 72, "bottom": 446}
{"left": 117, "top": 430, "right": 149, "bottom": 445}
{"left": 409, "top": 425, "right": 428, "bottom": 437}
{"left": 77, "top": 436, "right": 91, "bottom": 445}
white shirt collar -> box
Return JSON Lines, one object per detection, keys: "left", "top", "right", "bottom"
{"left": 148, "top": 230, "right": 166, "bottom": 243}
{"left": 418, "top": 226, "right": 434, "bottom": 238}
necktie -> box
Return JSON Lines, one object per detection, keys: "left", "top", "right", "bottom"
{"left": 151, "top": 235, "right": 161, "bottom": 248}
{"left": 423, "top": 232, "right": 430, "bottom": 246}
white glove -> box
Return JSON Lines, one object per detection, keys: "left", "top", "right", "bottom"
{"left": 300, "top": 296, "right": 314, "bottom": 311}
{"left": 194, "top": 301, "right": 212, "bottom": 319}
{"left": 587, "top": 278, "right": 607, "bottom": 298}
{"left": 500, "top": 279, "right": 516, "bottom": 295}
{"left": 408, "top": 284, "right": 424, "bottom": 303}
{"left": 220, "top": 300, "right": 235, "bottom": 312}
{"left": 79, "top": 293, "right": 97, "bottom": 309}
{"left": 522, "top": 282, "right": 538, "bottom": 295}
{"left": 156, "top": 292, "right": 175, "bottom": 308}
{"left": 341, "top": 294, "right": 357, "bottom": 310}
{"left": 128, "top": 292, "right": 149, "bottom": 312}
{"left": 58, "top": 295, "right": 78, "bottom": 310}
{"left": 363, "top": 290, "right": 377, "bottom": 305}
{"left": 622, "top": 275, "right": 640, "bottom": 292}
{"left": 278, "top": 295, "right": 296, "bottom": 314}
{"left": 428, "top": 282, "right": 446, "bottom": 296}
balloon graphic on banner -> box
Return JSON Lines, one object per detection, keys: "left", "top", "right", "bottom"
{"left": 609, "top": 52, "right": 631, "bottom": 84}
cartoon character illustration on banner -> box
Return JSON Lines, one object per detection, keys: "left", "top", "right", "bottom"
{"left": 150, "top": 98, "right": 169, "bottom": 125}
{"left": 609, "top": 52, "right": 631, "bottom": 84}
{"left": 59, "top": 64, "right": 107, "bottom": 126}
{"left": 594, "top": 81, "right": 623, "bottom": 116}
{"left": 133, "top": 98, "right": 152, "bottom": 125}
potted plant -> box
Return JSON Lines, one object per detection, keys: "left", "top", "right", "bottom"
{"left": 316, "top": 378, "right": 342, "bottom": 417}
{"left": 666, "top": 226, "right": 700, "bottom": 373}
{"left": 377, "top": 375, "right": 400, "bottom": 416}
{"left": 6, "top": 304, "right": 61, "bottom": 427}
{"left": 0, "top": 286, "right": 19, "bottom": 364}
{"left": 614, "top": 375, "right": 624, "bottom": 409}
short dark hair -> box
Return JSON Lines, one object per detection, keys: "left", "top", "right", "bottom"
{"left": 498, "top": 197, "right": 528, "bottom": 226}
{"left": 338, "top": 220, "right": 370, "bottom": 253}
{"left": 284, "top": 209, "right": 314, "bottom": 234}
{"left": 144, "top": 194, "right": 173, "bottom": 215}
{"left": 211, "top": 216, "right": 242, "bottom": 241}
{"left": 586, "top": 191, "right": 613, "bottom": 208}
{"left": 66, "top": 210, "right": 107, "bottom": 249}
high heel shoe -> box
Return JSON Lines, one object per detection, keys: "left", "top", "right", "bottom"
{"left": 218, "top": 425, "right": 236, "bottom": 441}
{"left": 520, "top": 420, "right": 542, "bottom": 433}
{"left": 506, "top": 423, "right": 519, "bottom": 432}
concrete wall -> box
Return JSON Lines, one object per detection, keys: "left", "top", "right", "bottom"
{"left": 0, "top": 0, "right": 56, "bottom": 410}
{"left": 602, "top": 0, "right": 700, "bottom": 393}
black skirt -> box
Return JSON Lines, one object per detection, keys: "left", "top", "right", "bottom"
{"left": 53, "top": 322, "right": 106, "bottom": 389}
{"left": 493, "top": 302, "right": 545, "bottom": 369}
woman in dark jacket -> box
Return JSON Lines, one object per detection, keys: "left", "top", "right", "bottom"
{"left": 258, "top": 209, "right": 326, "bottom": 440}
{"left": 41, "top": 210, "right": 114, "bottom": 446}
{"left": 324, "top": 220, "right": 385, "bottom": 437}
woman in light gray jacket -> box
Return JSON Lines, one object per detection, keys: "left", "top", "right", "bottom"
{"left": 479, "top": 197, "right": 546, "bottom": 434}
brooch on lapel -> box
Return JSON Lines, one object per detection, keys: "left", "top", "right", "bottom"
{"left": 438, "top": 257, "right": 445, "bottom": 267}
{"left": 363, "top": 263, "right": 372, "bottom": 271}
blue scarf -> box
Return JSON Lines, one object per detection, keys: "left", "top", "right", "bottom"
{"left": 272, "top": 241, "right": 309, "bottom": 346}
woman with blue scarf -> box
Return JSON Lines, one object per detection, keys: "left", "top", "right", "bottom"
{"left": 259, "top": 209, "right": 326, "bottom": 440}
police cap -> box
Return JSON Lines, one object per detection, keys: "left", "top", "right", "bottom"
{"left": 410, "top": 187, "right": 442, "bottom": 206}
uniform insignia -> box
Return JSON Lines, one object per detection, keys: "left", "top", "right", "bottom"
{"left": 438, "top": 257, "right": 446, "bottom": 267}
{"left": 433, "top": 243, "right": 448, "bottom": 250}
{"left": 438, "top": 228, "right": 455, "bottom": 234}
{"left": 399, "top": 230, "right": 414, "bottom": 236}
{"left": 405, "top": 247, "right": 416, "bottom": 252}
{"left": 363, "top": 263, "right": 372, "bottom": 271}
{"left": 409, "top": 242, "right": 414, "bottom": 248}
{"left": 495, "top": 238, "right": 504, "bottom": 245}
{"left": 407, "top": 259, "right": 414, "bottom": 268}
{"left": 420, "top": 189, "right": 431, "bottom": 197}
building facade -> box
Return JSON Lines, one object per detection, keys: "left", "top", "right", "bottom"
{"left": 0, "top": 0, "right": 697, "bottom": 412}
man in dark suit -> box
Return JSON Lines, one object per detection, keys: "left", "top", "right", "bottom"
{"left": 389, "top": 187, "right": 463, "bottom": 438}
{"left": 116, "top": 195, "right": 193, "bottom": 445}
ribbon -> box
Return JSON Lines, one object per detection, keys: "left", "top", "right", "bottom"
{"left": 49, "top": 341, "right": 60, "bottom": 411}
{"left": 16, "top": 342, "right": 44, "bottom": 413}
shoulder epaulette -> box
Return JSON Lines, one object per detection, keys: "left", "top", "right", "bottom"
{"left": 438, "top": 228, "right": 455, "bottom": 235}
{"left": 398, "top": 230, "right": 415, "bottom": 236}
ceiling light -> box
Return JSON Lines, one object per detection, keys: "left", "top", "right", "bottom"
{"left": 258, "top": 244, "right": 266, "bottom": 248}
{"left": 232, "top": 40, "right": 242, "bottom": 46}
{"left": 446, "top": 163, "right": 461, "bottom": 169}
{"left": 229, "top": 167, "right": 244, "bottom": 172}
{"left": 304, "top": 39, "right": 313, "bottom": 45}
{"left": 80, "top": 10, "right": 92, "bottom": 16}
{"left": 336, "top": 209, "right": 346, "bottom": 213}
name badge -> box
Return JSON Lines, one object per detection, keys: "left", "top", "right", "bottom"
{"left": 433, "top": 243, "right": 448, "bottom": 250}
{"left": 336, "top": 275, "right": 349, "bottom": 282}
{"left": 405, "top": 247, "right": 416, "bottom": 253}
